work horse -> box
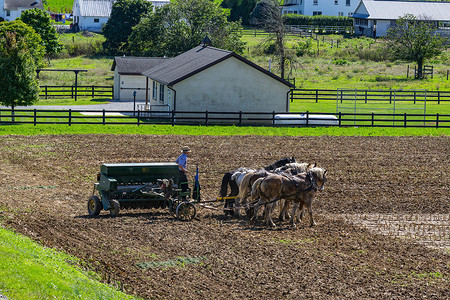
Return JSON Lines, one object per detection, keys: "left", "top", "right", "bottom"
{"left": 219, "top": 157, "right": 296, "bottom": 215}
{"left": 236, "top": 162, "right": 315, "bottom": 218}
{"left": 249, "top": 167, "right": 327, "bottom": 229}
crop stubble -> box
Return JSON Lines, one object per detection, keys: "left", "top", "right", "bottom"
{"left": 0, "top": 135, "right": 448, "bottom": 299}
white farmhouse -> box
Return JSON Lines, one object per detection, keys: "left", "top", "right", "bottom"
{"left": 0, "top": 0, "right": 44, "bottom": 21}
{"left": 353, "top": 0, "right": 450, "bottom": 37}
{"left": 111, "top": 56, "right": 169, "bottom": 101}
{"left": 139, "top": 45, "right": 293, "bottom": 118}
{"left": 72, "top": 0, "right": 170, "bottom": 32}
{"left": 282, "top": 0, "right": 358, "bottom": 17}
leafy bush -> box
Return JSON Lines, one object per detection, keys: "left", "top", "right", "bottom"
{"left": 296, "top": 38, "right": 312, "bottom": 56}
{"left": 283, "top": 15, "right": 353, "bottom": 27}
{"left": 333, "top": 58, "right": 348, "bottom": 65}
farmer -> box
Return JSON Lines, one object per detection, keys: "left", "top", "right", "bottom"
{"left": 175, "top": 146, "right": 191, "bottom": 195}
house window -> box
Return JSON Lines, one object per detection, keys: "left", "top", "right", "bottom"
{"left": 348, "top": 12, "right": 353, "bottom": 17}
{"left": 152, "top": 81, "right": 157, "bottom": 100}
{"left": 334, "top": 0, "right": 338, "bottom": 5}
{"left": 159, "top": 84, "right": 164, "bottom": 103}
{"left": 6, "top": 10, "right": 10, "bottom": 16}
{"left": 313, "top": 11, "right": 322, "bottom": 16}
{"left": 338, "top": 12, "right": 344, "bottom": 17}
{"left": 346, "top": 0, "right": 350, "bottom": 6}
{"left": 313, "top": 0, "right": 318, "bottom": 5}
{"left": 94, "top": 19, "right": 99, "bottom": 23}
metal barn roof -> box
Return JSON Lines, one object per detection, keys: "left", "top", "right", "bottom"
{"left": 111, "top": 57, "right": 169, "bottom": 75}
{"left": 79, "top": 0, "right": 113, "bottom": 17}
{"left": 4, "top": 0, "right": 44, "bottom": 10}
{"left": 354, "top": 1, "right": 450, "bottom": 21}
{"left": 142, "top": 45, "right": 294, "bottom": 87}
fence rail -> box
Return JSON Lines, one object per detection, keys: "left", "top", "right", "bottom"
{"left": 39, "top": 85, "right": 113, "bottom": 99}
{"left": 0, "top": 109, "right": 448, "bottom": 128}
{"left": 290, "top": 88, "right": 450, "bottom": 104}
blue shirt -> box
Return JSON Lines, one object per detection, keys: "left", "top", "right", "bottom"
{"left": 176, "top": 153, "right": 188, "bottom": 171}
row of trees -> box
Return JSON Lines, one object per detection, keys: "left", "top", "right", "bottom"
{"left": 102, "top": 0, "right": 245, "bottom": 57}
{"left": 0, "top": 9, "right": 62, "bottom": 110}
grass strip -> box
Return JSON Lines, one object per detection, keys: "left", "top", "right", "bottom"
{"left": 0, "top": 226, "right": 136, "bottom": 300}
{"left": 0, "top": 124, "right": 448, "bottom": 136}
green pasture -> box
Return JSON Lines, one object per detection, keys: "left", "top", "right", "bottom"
{"left": 46, "top": 0, "right": 74, "bottom": 13}
{"left": 0, "top": 123, "right": 448, "bottom": 136}
{"left": 0, "top": 226, "right": 136, "bottom": 299}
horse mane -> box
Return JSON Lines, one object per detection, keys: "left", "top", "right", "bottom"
{"left": 264, "top": 157, "right": 296, "bottom": 171}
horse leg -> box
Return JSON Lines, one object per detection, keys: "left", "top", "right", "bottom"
{"left": 289, "top": 202, "right": 300, "bottom": 229}
{"left": 233, "top": 197, "right": 241, "bottom": 217}
{"left": 250, "top": 199, "right": 262, "bottom": 226}
{"left": 265, "top": 202, "right": 276, "bottom": 228}
{"left": 307, "top": 201, "right": 316, "bottom": 227}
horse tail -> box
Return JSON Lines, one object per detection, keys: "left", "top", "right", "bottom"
{"left": 250, "top": 177, "right": 264, "bottom": 202}
{"left": 219, "top": 172, "right": 232, "bottom": 197}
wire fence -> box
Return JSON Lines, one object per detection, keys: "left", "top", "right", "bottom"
{"left": 0, "top": 109, "right": 448, "bottom": 128}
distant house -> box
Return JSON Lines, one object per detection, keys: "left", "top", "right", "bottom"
{"left": 0, "top": 0, "right": 44, "bottom": 21}
{"left": 138, "top": 45, "right": 294, "bottom": 117}
{"left": 353, "top": 0, "right": 450, "bottom": 37}
{"left": 111, "top": 56, "right": 168, "bottom": 101}
{"left": 282, "top": 0, "right": 358, "bottom": 17}
{"left": 72, "top": 0, "right": 170, "bottom": 32}
{"left": 71, "top": 0, "right": 112, "bottom": 32}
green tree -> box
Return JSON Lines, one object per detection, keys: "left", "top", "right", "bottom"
{"left": 221, "top": 0, "right": 257, "bottom": 25}
{"left": 102, "top": 0, "right": 154, "bottom": 55}
{"left": 250, "top": 0, "right": 292, "bottom": 79}
{"left": 0, "top": 31, "right": 40, "bottom": 117}
{"left": 0, "top": 20, "right": 45, "bottom": 68}
{"left": 129, "top": 0, "right": 245, "bottom": 57}
{"left": 386, "top": 14, "right": 446, "bottom": 79}
{"left": 20, "top": 8, "right": 62, "bottom": 55}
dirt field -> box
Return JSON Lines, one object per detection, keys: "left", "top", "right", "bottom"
{"left": 0, "top": 135, "right": 449, "bottom": 299}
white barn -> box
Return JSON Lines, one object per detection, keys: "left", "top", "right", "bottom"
{"left": 282, "top": 0, "right": 358, "bottom": 17}
{"left": 0, "top": 0, "right": 44, "bottom": 21}
{"left": 111, "top": 56, "right": 168, "bottom": 101}
{"left": 72, "top": 0, "right": 170, "bottom": 32}
{"left": 353, "top": 0, "right": 450, "bottom": 37}
{"left": 140, "top": 45, "right": 293, "bottom": 118}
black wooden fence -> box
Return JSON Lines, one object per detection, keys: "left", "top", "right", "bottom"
{"left": 39, "top": 85, "right": 113, "bottom": 99}
{"left": 0, "top": 109, "right": 448, "bottom": 128}
{"left": 290, "top": 88, "right": 450, "bottom": 104}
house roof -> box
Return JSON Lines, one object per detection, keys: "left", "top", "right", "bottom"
{"left": 354, "top": 0, "right": 450, "bottom": 21}
{"left": 78, "top": 0, "right": 113, "bottom": 17}
{"left": 111, "top": 56, "right": 169, "bottom": 75}
{"left": 142, "top": 45, "right": 294, "bottom": 87}
{"left": 4, "top": 0, "right": 44, "bottom": 10}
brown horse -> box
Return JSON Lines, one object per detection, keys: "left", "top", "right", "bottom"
{"left": 250, "top": 167, "right": 327, "bottom": 228}
{"left": 236, "top": 162, "right": 314, "bottom": 218}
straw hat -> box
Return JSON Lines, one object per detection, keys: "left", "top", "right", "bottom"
{"left": 182, "top": 146, "right": 191, "bottom": 153}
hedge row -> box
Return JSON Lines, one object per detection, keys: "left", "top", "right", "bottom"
{"left": 283, "top": 15, "right": 353, "bottom": 27}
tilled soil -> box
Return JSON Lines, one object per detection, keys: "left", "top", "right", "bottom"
{"left": 0, "top": 135, "right": 449, "bottom": 299}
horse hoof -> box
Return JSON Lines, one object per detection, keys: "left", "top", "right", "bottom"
{"left": 310, "top": 222, "right": 316, "bottom": 227}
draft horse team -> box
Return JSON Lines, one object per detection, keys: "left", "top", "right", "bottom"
{"left": 219, "top": 158, "right": 327, "bottom": 229}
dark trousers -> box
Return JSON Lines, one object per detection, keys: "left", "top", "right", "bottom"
{"left": 179, "top": 170, "right": 188, "bottom": 194}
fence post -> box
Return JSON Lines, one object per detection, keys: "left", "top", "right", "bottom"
{"left": 34, "top": 109, "right": 37, "bottom": 126}
{"left": 315, "top": 90, "right": 318, "bottom": 103}
{"left": 92, "top": 85, "right": 95, "bottom": 98}
{"left": 102, "top": 109, "right": 106, "bottom": 125}
{"left": 306, "top": 111, "right": 309, "bottom": 127}
{"left": 290, "top": 90, "right": 294, "bottom": 102}
{"left": 171, "top": 110, "right": 175, "bottom": 126}
{"left": 137, "top": 110, "right": 140, "bottom": 126}
{"left": 365, "top": 90, "right": 367, "bottom": 104}
{"left": 338, "top": 112, "right": 341, "bottom": 127}
{"left": 272, "top": 111, "right": 275, "bottom": 126}
{"left": 205, "top": 110, "right": 208, "bottom": 126}
{"left": 414, "top": 91, "right": 416, "bottom": 104}
{"left": 371, "top": 113, "right": 374, "bottom": 127}
{"left": 389, "top": 90, "right": 392, "bottom": 104}
{"left": 436, "top": 113, "right": 439, "bottom": 128}
{"left": 45, "top": 86, "right": 48, "bottom": 99}
{"left": 69, "top": 109, "right": 72, "bottom": 126}
{"left": 404, "top": 113, "right": 407, "bottom": 128}
{"left": 437, "top": 91, "right": 440, "bottom": 104}
{"left": 239, "top": 111, "right": 242, "bottom": 126}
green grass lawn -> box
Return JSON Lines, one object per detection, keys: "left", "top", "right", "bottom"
{"left": 0, "top": 226, "right": 136, "bottom": 299}
{"left": 46, "top": 0, "right": 74, "bottom": 13}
